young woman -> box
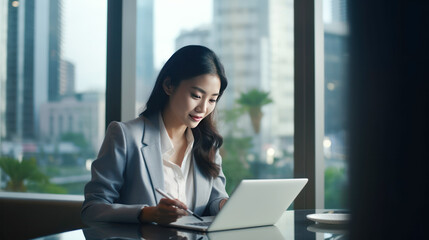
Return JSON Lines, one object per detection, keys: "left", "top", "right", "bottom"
{"left": 81, "top": 45, "right": 229, "bottom": 224}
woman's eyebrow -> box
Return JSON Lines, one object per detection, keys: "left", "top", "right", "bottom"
{"left": 191, "top": 86, "right": 219, "bottom": 96}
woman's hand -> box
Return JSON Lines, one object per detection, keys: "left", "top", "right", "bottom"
{"left": 219, "top": 198, "right": 228, "bottom": 209}
{"left": 139, "top": 198, "right": 188, "bottom": 225}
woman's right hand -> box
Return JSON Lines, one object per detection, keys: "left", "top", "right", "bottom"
{"left": 139, "top": 198, "right": 188, "bottom": 225}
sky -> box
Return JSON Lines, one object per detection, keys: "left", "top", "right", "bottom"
{"left": 63, "top": 0, "right": 332, "bottom": 93}
{"left": 153, "top": 0, "right": 212, "bottom": 69}
{"left": 62, "top": 0, "right": 107, "bottom": 92}
{"left": 63, "top": 0, "right": 212, "bottom": 93}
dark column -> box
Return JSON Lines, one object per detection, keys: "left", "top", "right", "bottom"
{"left": 106, "top": 0, "right": 123, "bottom": 126}
{"left": 294, "top": 0, "right": 316, "bottom": 209}
{"left": 348, "top": 0, "right": 429, "bottom": 239}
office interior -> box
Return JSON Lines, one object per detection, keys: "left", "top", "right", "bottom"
{"left": 0, "top": 0, "right": 428, "bottom": 239}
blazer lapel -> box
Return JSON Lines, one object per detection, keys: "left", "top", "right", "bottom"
{"left": 192, "top": 157, "right": 211, "bottom": 213}
{"left": 140, "top": 114, "right": 164, "bottom": 203}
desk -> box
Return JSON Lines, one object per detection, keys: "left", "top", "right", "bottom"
{"left": 33, "top": 210, "right": 348, "bottom": 240}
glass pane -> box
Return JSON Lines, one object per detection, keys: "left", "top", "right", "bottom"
{"left": 136, "top": 0, "right": 294, "bottom": 194}
{"left": 323, "top": 0, "right": 349, "bottom": 209}
{"left": 0, "top": 0, "right": 107, "bottom": 195}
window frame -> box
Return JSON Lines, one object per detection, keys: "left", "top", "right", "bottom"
{"left": 293, "top": 0, "right": 325, "bottom": 209}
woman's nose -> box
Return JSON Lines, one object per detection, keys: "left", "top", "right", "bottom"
{"left": 195, "top": 101, "right": 207, "bottom": 113}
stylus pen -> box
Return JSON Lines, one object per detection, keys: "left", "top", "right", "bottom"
{"left": 155, "top": 188, "right": 204, "bottom": 221}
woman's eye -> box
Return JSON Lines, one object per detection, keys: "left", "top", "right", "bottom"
{"left": 209, "top": 99, "right": 217, "bottom": 103}
{"left": 191, "top": 93, "right": 201, "bottom": 99}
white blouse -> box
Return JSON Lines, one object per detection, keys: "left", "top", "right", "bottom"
{"left": 159, "top": 115, "right": 195, "bottom": 209}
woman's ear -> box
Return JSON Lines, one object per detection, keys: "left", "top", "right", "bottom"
{"left": 162, "top": 77, "right": 174, "bottom": 95}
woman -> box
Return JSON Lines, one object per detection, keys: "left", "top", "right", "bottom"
{"left": 81, "top": 45, "right": 229, "bottom": 224}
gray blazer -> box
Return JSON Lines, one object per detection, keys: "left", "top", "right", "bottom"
{"left": 81, "top": 113, "right": 228, "bottom": 223}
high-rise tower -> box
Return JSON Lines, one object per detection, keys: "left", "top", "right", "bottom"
{"left": 212, "top": 0, "right": 295, "bottom": 155}
{"left": 47, "top": 0, "right": 62, "bottom": 102}
{"left": 5, "top": 0, "right": 36, "bottom": 140}
{"left": 4, "top": 0, "right": 62, "bottom": 141}
{"left": 136, "top": 0, "right": 155, "bottom": 110}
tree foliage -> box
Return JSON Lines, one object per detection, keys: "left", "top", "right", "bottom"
{"left": 0, "top": 157, "right": 49, "bottom": 192}
{"left": 236, "top": 89, "right": 273, "bottom": 107}
{"left": 0, "top": 156, "right": 66, "bottom": 193}
{"left": 325, "top": 167, "right": 348, "bottom": 209}
{"left": 236, "top": 89, "right": 273, "bottom": 133}
{"left": 221, "top": 136, "right": 253, "bottom": 194}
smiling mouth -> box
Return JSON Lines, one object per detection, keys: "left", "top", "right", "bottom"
{"left": 190, "top": 115, "right": 203, "bottom": 122}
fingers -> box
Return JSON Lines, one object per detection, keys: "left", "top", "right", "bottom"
{"left": 158, "top": 205, "right": 187, "bottom": 217}
{"left": 219, "top": 198, "right": 228, "bottom": 209}
{"left": 159, "top": 198, "right": 188, "bottom": 210}
{"left": 158, "top": 198, "right": 188, "bottom": 215}
{"left": 155, "top": 209, "right": 184, "bottom": 225}
{"left": 153, "top": 198, "right": 188, "bottom": 224}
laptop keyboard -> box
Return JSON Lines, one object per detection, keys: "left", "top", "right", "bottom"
{"left": 187, "top": 222, "right": 212, "bottom": 226}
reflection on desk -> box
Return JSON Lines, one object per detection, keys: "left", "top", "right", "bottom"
{"left": 83, "top": 223, "right": 284, "bottom": 240}
{"left": 32, "top": 210, "right": 348, "bottom": 240}
{"left": 307, "top": 224, "right": 348, "bottom": 238}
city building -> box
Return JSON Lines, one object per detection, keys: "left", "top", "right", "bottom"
{"left": 175, "top": 25, "right": 212, "bottom": 50}
{"left": 135, "top": 0, "right": 155, "bottom": 112}
{"left": 47, "top": 0, "right": 63, "bottom": 102}
{"left": 330, "top": 0, "right": 348, "bottom": 24}
{"left": 3, "top": 0, "right": 62, "bottom": 142}
{"left": 0, "top": 0, "right": 7, "bottom": 140}
{"left": 324, "top": 22, "right": 349, "bottom": 136}
{"left": 38, "top": 92, "right": 105, "bottom": 154}
{"left": 211, "top": 0, "right": 294, "bottom": 157}
{"left": 5, "top": 0, "right": 36, "bottom": 140}
{"left": 59, "top": 60, "right": 75, "bottom": 97}
{"left": 323, "top": 17, "right": 349, "bottom": 171}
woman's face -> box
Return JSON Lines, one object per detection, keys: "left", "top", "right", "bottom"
{"left": 163, "top": 74, "right": 221, "bottom": 129}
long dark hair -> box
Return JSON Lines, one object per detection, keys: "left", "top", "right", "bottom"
{"left": 141, "top": 45, "right": 228, "bottom": 178}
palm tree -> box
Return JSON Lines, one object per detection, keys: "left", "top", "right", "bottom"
{"left": 0, "top": 157, "right": 49, "bottom": 192}
{"left": 237, "top": 89, "right": 273, "bottom": 133}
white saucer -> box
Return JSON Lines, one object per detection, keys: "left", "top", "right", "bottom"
{"left": 306, "top": 213, "right": 350, "bottom": 224}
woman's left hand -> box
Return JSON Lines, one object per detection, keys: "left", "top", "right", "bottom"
{"left": 219, "top": 198, "right": 228, "bottom": 209}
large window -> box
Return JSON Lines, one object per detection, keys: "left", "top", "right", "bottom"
{"left": 1, "top": 0, "right": 346, "bottom": 210}
{"left": 135, "top": 0, "right": 295, "bottom": 194}
{"left": 0, "top": 0, "right": 107, "bottom": 195}
{"left": 323, "top": 0, "right": 349, "bottom": 209}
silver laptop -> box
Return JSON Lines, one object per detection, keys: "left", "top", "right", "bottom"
{"left": 169, "top": 178, "right": 308, "bottom": 232}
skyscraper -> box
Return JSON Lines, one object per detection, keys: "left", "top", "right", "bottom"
{"left": 59, "top": 60, "right": 75, "bottom": 97}
{"left": 212, "top": 0, "right": 295, "bottom": 155}
{"left": 323, "top": 1, "right": 349, "bottom": 167}
{"left": 331, "top": 0, "right": 347, "bottom": 24}
{"left": 47, "top": 0, "right": 63, "bottom": 102}
{"left": 324, "top": 23, "right": 349, "bottom": 136}
{"left": 4, "top": 0, "right": 62, "bottom": 141}
{"left": 0, "top": 0, "right": 7, "bottom": 140}
{"left": 136, "top": 0, "right": 155, "bottom": 111}
{"left": 5, "top": 0, "right": 36, "bottom": 140}
{"left": 212, "top": 0, "right": 269, "bottom": 109}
